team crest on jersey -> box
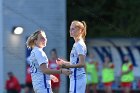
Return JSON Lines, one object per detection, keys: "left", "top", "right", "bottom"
{"left": 70, "top": 47, "right": 75, "bottom": 57}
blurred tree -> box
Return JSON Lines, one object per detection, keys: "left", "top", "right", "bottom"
{"left": 67, "top": 0, "right": 140, "bottom": 38}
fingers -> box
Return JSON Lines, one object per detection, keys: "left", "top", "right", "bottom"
{"left": 56, "top": 60, "right": 62, "bottom": 65}
{"left": 53, "top": 78, "right": 59, "bottom": 82}
{"left": 53, "top": 78, "right": 58, "bottom": 82}
{"left": 56, "top": 58, "right": 64, "bottom": 65}
{"left": 56, "top": 58, "right": 60, "bottom": 62}
{"left": 51, "top": 76, "right": 59, "bottom": 82}
{"left": 67, "top": 70, "right": 72, "bottom": 75}
{"left": 57, "top": 58, "right": 61, "bottom": 61}
{"left": 56, "top": 60, "right": 60, "bottom": 65}
{"left": 61, "top": 69, "right": 72, "bottom": 76}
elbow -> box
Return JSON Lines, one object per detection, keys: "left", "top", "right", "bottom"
{"left": 40, "top": 63, "right": 51, "bottom": 74}
{"left": 41, "top": 68, "right": 51, "bottom": 74}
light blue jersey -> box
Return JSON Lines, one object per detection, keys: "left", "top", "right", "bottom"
{"left": 70, "top": 39, "right": 87, "bottom": 78}
{"left": 69, "top": 39, "right": 87, "bottom": 93}
{"left": 28, "top": 46, "right": 52, "bottom": 93}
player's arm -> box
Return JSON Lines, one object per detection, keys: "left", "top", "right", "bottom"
{"left": 40, "top": 63, "right": 61, "bottom": 74}
{"left": 35, "top": 50, "right": 71, "bottom": 75}
{"left": 57, "top": 43, "right": 86, "bottom": 68}
{"left": 67, "top": 54, "right": 85, "bottom": 68}
{"left": 56, "top": 58, "right": 71, "bottom": 65}
{"left": 40, "top": 63, "right": 71, "bottom": 76}
{"left": 122, "top": 64, "right": 133, "bottom": 74}
{"left": 59, "top": 54, "right": 85, "bottom": 68}
{"left": 66, "top": 43, "right": 86, "bottom": 68}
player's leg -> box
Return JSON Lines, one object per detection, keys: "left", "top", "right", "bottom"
{"left": 93, "top": 83, "right": 98, "bottom": 93}
{"left": 76, "top": 75, "right": 86, "bottom": 93}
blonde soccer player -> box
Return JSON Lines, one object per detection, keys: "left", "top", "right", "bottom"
{"left": 26, "top": 30, "right": 71, "bottom": 93}
{"left": 56, "top": 20, "right": 87, "bottom": 93}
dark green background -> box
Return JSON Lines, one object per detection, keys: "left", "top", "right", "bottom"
{"left": 67, "top": 0, "right": 140, "bottom": 38}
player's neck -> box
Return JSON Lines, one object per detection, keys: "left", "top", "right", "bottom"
{"left": 74, "top": 36, "right": 82, "bottom": 42}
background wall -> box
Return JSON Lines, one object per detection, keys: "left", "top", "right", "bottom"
{"left": 0, "top": 0, "right": 4, "bottom": 92}
{"left": 2, "top": 0, "right": 67, "bottom": 92}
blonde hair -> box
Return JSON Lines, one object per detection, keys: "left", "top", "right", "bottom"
{"left": 72, "top": 20, "right": 87, "bottom": 40}
{"left": 26, "top": 30, "right": 44, "bottom": 49}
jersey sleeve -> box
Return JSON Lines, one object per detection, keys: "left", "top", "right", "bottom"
{"left": 75, "top": 43, "right": 85, "bottom": 55}
{"left": 35, "top": 50, "right": 48, "bottom": 66}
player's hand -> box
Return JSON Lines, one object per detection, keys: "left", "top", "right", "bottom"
{"left": 50, "top": 75, "right": 59, "bottom": 82}
{"left": 61, "top": 69, "right": 72, "bottom": 76}
{"left": 56, "top": 58, "right": 65, "bottom": 66}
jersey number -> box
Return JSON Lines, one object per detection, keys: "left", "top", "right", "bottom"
{"left": 30, "top": 62, "right": 37, "bottom": 73}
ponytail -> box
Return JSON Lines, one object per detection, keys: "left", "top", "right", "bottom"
{"left": 81, "top": 21, "right": 87, "bottom": 40}
{"left": 26, "top": 30, "right": 42, "bottom": 49}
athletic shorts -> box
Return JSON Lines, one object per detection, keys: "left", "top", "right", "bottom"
{"left": 69, "top": 74, "right": 86, "bottom": 93}
{"left": 104, "top": 82, "right": 113, "bottom": 87}
{"left": 121, "top": 82, "right": 132, "bottom": 87}
{"left": 33, "top": 80, "right": 53, "bottom": 93}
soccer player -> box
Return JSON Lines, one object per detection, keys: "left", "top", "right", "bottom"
{"left": 56, "top": 20, "right": 87, "bottom": 93}
{"left": 5, "top": 72, "right": 21, "bottom": 93}
{"left": 86, "top": 52, "right": 98, "bottom": 93}
{"left": 48, "top": 48, "right": 61, "bottom": 93}
{"left": 26, "top": 30, "right": 71, "bottom": 93}
{"left": 24, "top": 65, "right": 34, "bottom": 93}
{"left": 121, "top": 55, "right": 134, "bottom": 93}
{"left": 102, "top": 56, "right": 115, "bottom": 93}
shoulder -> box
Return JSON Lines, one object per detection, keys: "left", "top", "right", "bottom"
{"left": 78, "top": 39, "right": 86, "bottom": 45}
{"left": 33, "top": 48, "right": 45, "bottom": 56}
{"left": 33, "top": 47, "right": 42, "bottom": 53}
{"left": 75, "top": 40, "right": 86, "bottom": 49}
